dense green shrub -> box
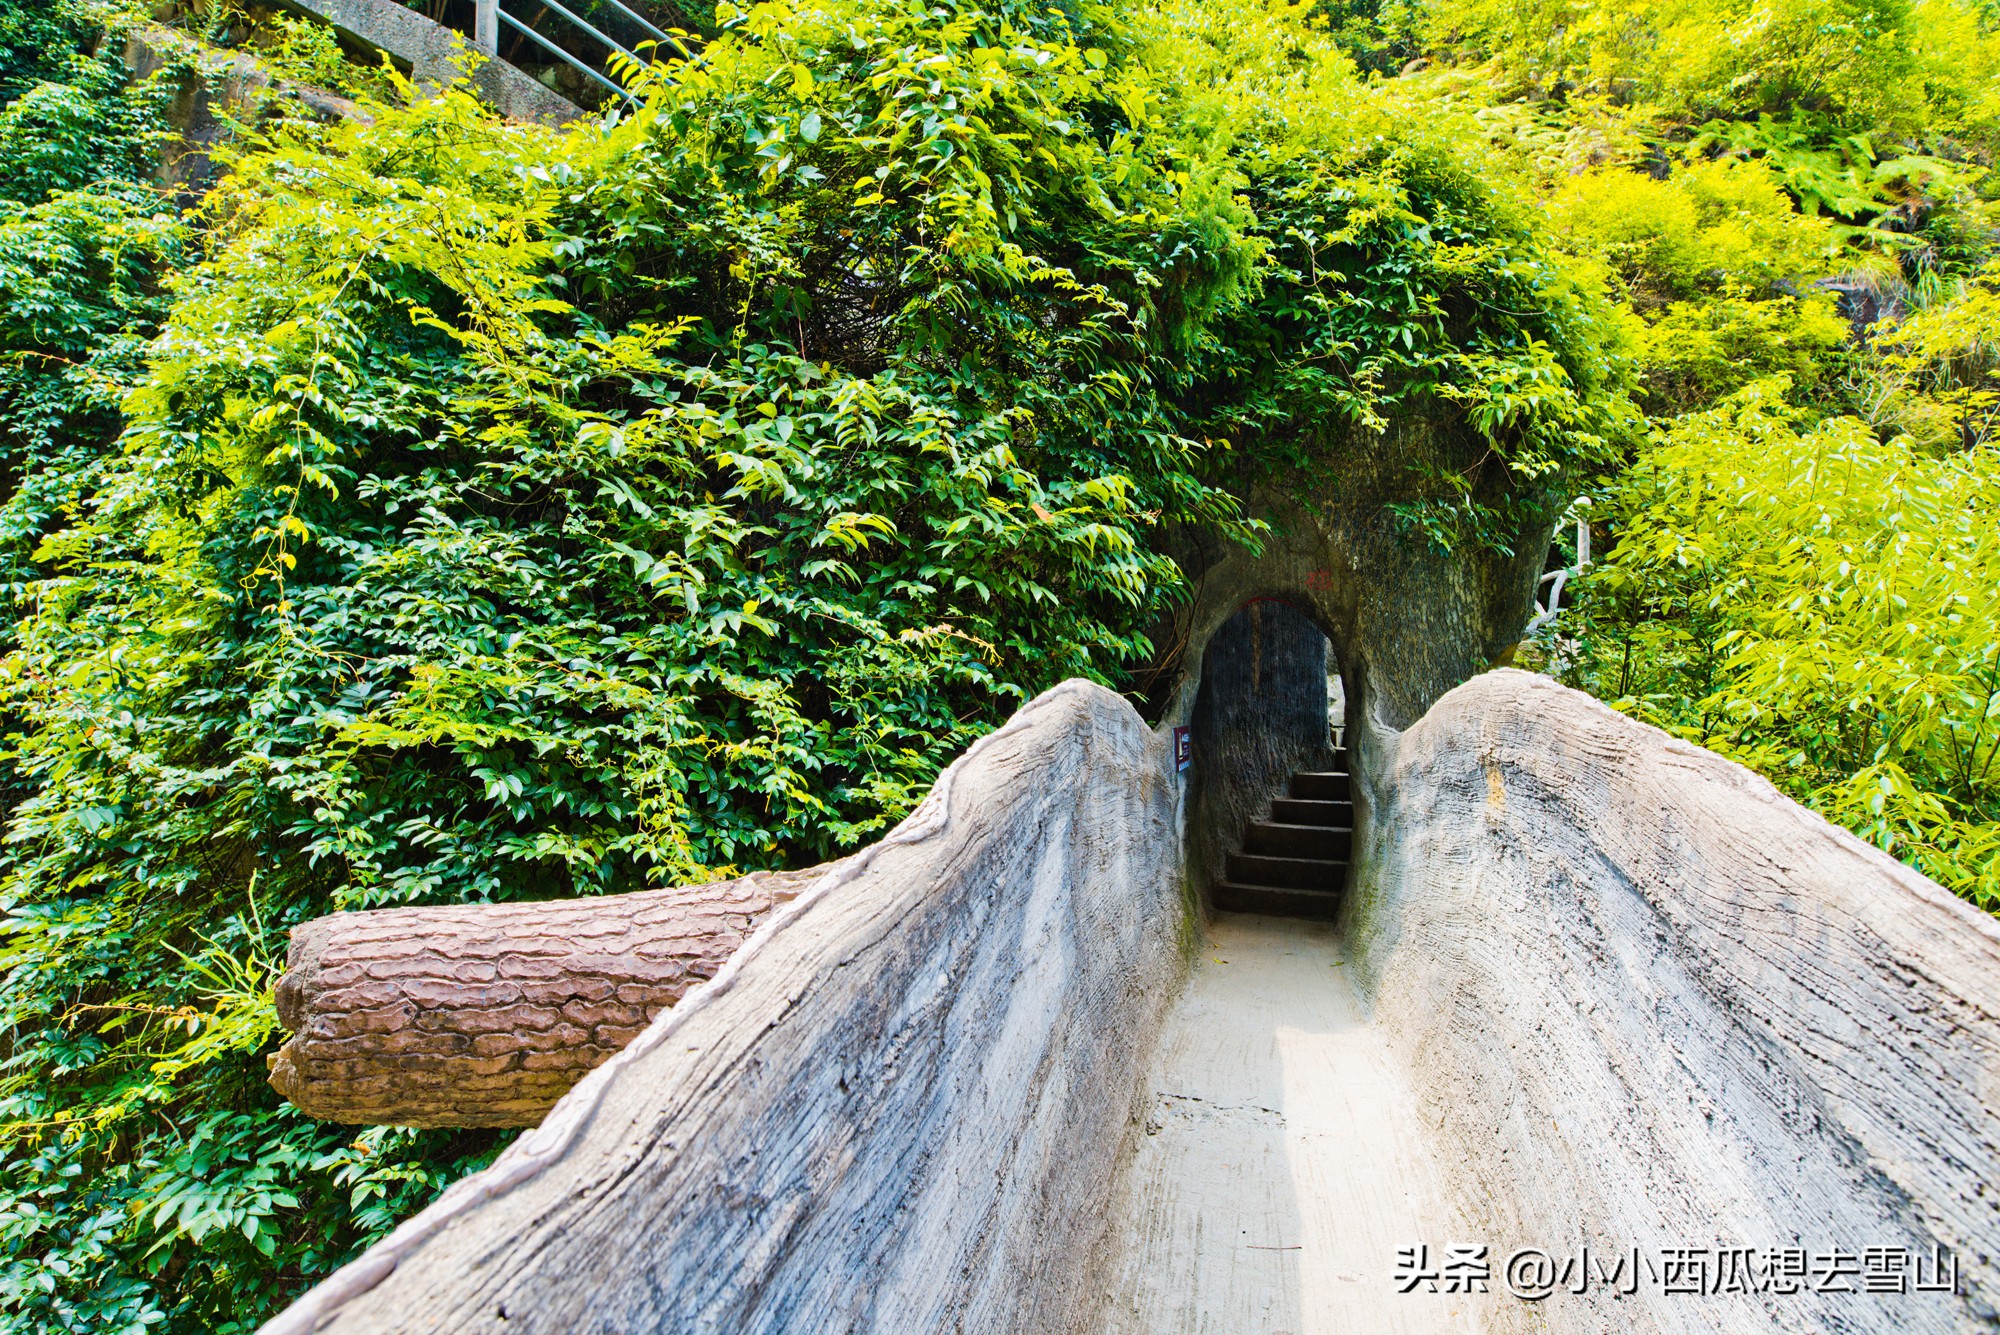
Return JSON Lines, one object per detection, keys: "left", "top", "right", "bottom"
{"left": 0, "top": 0, "right": 178, "bottom": 590}
{"left": 1557, "top": 379, "right": 2000, "bottom": 908}
{"left": 0, "top": 11, "right": 1229, "bottom": 1323}
{"left": 1, "top": 0, "right": 1995, "bottom": 1326}
{"left": 1133, "top": 0, "right": 1633, "bottom": 548}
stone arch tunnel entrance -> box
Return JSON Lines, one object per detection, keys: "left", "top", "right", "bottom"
{"left": 1186, "top": 600, "right": 1353, "bottom": 921}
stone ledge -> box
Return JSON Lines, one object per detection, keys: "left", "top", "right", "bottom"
{"left": 270, "top": 0, "right": 582, "bottom": 125}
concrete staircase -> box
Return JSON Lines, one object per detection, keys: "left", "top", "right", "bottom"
{"left": 1212, "top": 751, "right": 1351, "bottom": 920}
{"left": 284, "top": 0, "right": 585, "bottom": 125}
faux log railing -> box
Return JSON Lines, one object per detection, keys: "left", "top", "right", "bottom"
{"left": 1347, "top": 669, "right": 2000, "bottom": 1331}
{"left": 268, "top": 864, "right": 830, "bottom": 1126}
{"left": 264, "top": 680, "right": 1184, "bottom": 1335}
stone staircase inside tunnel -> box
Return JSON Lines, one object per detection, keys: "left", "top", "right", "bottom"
{"left": 1212, "top": 749, "right": 1352, "bottom": 920}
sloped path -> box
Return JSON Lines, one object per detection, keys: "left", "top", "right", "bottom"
{"left": 1094, "top": 913, "right": 1488, "bottom": 1335}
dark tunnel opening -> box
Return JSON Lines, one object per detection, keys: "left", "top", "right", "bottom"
{"left": 1185, "top": 601, "right": 1352, "bottom": 920}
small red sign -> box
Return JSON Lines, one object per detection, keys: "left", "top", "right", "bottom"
{"left": 1172, "top": 726, "right": 1192, "bottom": 773}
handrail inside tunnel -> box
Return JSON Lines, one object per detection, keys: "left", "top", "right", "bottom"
{"left": 260, "top": 672, "right": 2000, "bottom": 1333}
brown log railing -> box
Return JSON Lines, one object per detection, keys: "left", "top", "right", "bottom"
{"left": 267, "top": 864, "right": 833, "bottom": 1127}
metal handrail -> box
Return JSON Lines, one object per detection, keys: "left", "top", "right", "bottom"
{"left": 1526, "top": 503, "right": 1592, "bottom": 634}
{"left": 475, "top": 0, "right": 674, "bottom": 94}
{"left": 525, "top": 0, "right": 642, "bottom": 69}
{"left": 496, "top": 8, "right": 631, "bottom": 101}
{"left": 591, "top": 0, "right": 674, "bottom": 47}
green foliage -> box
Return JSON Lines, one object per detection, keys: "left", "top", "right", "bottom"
{"left": 1420, "top": 0, "right": 2000, "bottom": 140}
{"left": 0, "top": 1, "right": 110, "bottom": 98}
{"left": 0, "top": 7, "right": 522, "bottom": 1332}
{"left": 1552, "top": 157, "right": 1843, "bottom": 304}
{"left": 253, "top": 14, "right": 401, "bottom": 103}
{"left": 1132, "top": 0, "right": 1634, "bottom": 550}
{"left": 6, "top": 0, "right": 1997, "bottom": 1324}
{"left": 0, "top": 0, "right": 179, "bottom": 599}
{"left": 1416, "top": 0, "right": 2000, "bottom": 329}
{"left": 1693, "top": 115, "right": 1983, "bottom": 230}
{"left": 0, "top": 81, "right": 163, "bottom": 207}
{"left": 0, "top": 189, "right": 185, "bottom": 590}
{"left": 1466, "top": 0, "right": 2000, "bottom": 909}
{"left": 1558, "top": 381, "right": 2000, "bottom": 907}
{"left": 0, "top": 3, "right": 1288, "bottom": 1324}
{"left": 1210, "top": 130, "right": 1630, "bottom": 545}
{"left": 1627, "top": 294, "right": 1849, "bottom": 412}
{"left": 1867, "top": 259, "right": 2000, "bottom": 451}
{"left": 0, "top": 0, "right": 170, "bottom": 209}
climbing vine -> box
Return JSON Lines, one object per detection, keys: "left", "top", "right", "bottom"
{"left": 5, "top": 0, "right": 1998, "bottom": 1325}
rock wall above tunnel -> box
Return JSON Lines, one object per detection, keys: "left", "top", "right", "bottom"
{"left": 1146, "top": 414, "right": 1552, "bottom": 742}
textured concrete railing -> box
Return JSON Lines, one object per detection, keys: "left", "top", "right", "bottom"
{"left": 262, "top": 681, "right": 1187, "bottom": 1335}
{"left": 1348, "top": 669, "right": 2000, "bottom": 1332}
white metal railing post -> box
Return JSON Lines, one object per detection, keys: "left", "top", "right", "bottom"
{"left": 475, "top": 0, "right": 499, "bottom": 54}
{"left": 1526, "top": 497, "right": 1592, "bottom": 635}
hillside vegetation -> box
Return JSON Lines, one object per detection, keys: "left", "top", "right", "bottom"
{"left": 0, "top": 0, "right": 1995, "bottom": 1328}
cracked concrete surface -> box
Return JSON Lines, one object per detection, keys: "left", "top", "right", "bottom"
{"left": 1094, "top": 913, "right": 1491, "bottom": 1335}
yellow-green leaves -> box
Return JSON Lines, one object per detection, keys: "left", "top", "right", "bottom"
{"left": 1869, "top": 261, "right": 2000, "bottom": 452}
{"left": 816, "top": 510, "right": 899, "bottom": 550}
{"left": 1566, "top": 381, "right": 2000, "bottom": 909}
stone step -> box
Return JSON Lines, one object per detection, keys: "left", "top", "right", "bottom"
{"left": 1226, "top": 852, "right": 1347, "bottom": 890}
{"left": 1244, "top": 821, "right": 1352, "bottom": 860}
{"left": 1211, "top": 881, "right": 1344, "bottom": 921}
{"left": 1290, "top": 770, "right": 1350, "bottom": 801}
{"left": 1270, "top": 797, "right": 1351, "bottom": 827}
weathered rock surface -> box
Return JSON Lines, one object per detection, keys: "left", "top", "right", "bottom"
{"left": 262, "top": 680, "right": 1186, "bottom": 1335}
{"left": 1349, "top": 669, "right": 2000, "bottom": 1332}
{"left": 1145, "top": 412, "right": 1552, "bottom": 740}
{"left": 267, "top": 865, "right": 828, "bottom": 1127}
{"left": 123, "top": 24, "right": 372, "bottom": 190}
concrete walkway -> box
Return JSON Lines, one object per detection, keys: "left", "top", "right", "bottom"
{"left": 1095, "top": 913, "right": 1488, "bottom": 1335}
